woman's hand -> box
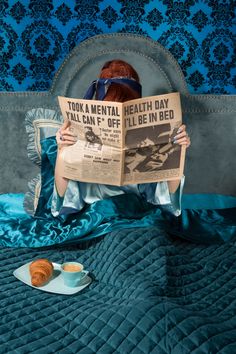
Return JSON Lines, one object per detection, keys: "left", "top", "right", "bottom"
{"left": 56, "top": 121, "right": 77, "bottom": 150}
{"left": 172, "top": 124, "right": 191, "bottom": 148}
{"left": 167, "top": 124, "right": 190, "bottom": 194}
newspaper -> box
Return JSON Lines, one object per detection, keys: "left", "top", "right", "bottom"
{"left": 58, "top": 92, "right": 186, "bottom": 186}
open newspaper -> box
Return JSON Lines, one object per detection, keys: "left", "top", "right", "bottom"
{"left": 58, "top": 92, "right": 186, "bottom": 186}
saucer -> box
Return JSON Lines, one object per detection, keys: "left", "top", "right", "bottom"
{"left": 13, "top": 262, "right": 92, "bottom": 295}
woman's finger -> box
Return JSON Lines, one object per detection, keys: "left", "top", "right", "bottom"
{"left": 176, "top": 124, "right": 186, "bottom": 133}
{"left": 60, "top": 128, "right": 76, "bottom": 137}
{"left": 56, "top": 125, "right": 76, "bottom": 147}
{"left": 173, "top": 130, "right": 188, "bottom": 140}
{"left": 174, "top": 137, "right": 188, "bottom": 144}
{"left": 174, "top": 136, "right": 191, "bottom": 146}
{"left": 56, "top": 139, "right": 75, "bottom": 150}
{"left": 58, "top": 140, "right": 75, "bottom": 146}
{"left": 60, "top": 134, "right": 77, "bottom": 142}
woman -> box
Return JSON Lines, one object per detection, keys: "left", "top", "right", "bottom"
{"left": 53, "top": 60, "right": 190, "bottom": 217}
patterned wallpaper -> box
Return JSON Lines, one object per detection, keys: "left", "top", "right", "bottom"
{"left": 0, "top": 0, "right": 235, "bottom": 93}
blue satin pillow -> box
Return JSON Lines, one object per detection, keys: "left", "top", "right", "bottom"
{"left": 24, "top": 108, "right": 62, "bottom": 215}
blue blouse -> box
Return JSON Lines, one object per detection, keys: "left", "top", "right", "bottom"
{"left": 51, "top": 177, "right": 185, "bottom": 218}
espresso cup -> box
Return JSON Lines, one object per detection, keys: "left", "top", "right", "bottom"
{"left": 61, "top": 262, "right": 88, "bottom": 287}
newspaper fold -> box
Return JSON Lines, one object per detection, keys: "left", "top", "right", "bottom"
{"left": 58, "top": 92, "right": 186, "bottom": 186}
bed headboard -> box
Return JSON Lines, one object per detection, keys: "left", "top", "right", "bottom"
{"left": 1, "top": 33, "right": 235, "bottom": 196}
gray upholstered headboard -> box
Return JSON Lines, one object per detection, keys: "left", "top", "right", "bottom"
{"left": 1, "top": 33, "right": 235, "bottom": 196}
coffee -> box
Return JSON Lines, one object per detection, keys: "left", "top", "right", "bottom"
{"left": 61, "top": 262, "right": 86, "bottom": 287}
{"left": 63, "top": 264, "right": 82, "bottom": 272}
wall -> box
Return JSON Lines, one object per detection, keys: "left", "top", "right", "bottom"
{"left": 0, "top": 0, "right": 235, "bottom": 94}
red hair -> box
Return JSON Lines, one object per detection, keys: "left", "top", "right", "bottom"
{"left": 98, "top": 60, "right": 141, "bottom": 102}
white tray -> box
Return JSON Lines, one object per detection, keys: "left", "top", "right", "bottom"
{"left": 13, "top": 262, "right": 92, "bottom": 295}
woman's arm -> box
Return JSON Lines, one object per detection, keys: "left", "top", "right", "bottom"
{"left": 55, "top": 121, "right": 77, "bottom": 197}
{"left": 167, "top": 124, "right": 191, "bottom": 194}
{"left": 54, "top": 151, "right": 69, "bottom": 197}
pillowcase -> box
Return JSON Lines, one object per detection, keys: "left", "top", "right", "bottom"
{"left": 24, "top": 108, "right": 62, "bottom": 215}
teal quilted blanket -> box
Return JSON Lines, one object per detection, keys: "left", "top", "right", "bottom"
{"left": 1, "top": 179, "right": 236, "bottom": 352}
{"left": 1, "top": 221, "right": 236, "bottom": 353}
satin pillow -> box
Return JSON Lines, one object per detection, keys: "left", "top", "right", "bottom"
{"left": 24, "top": 108, "right": 62, "bottom": 215}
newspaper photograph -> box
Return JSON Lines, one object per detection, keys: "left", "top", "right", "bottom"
{"left": 58, "top": 92, "right": 185, "bottom": 185}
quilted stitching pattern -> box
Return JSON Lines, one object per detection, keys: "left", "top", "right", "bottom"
{"left": 1, "top": 227, "right": 236, "bottom": 353}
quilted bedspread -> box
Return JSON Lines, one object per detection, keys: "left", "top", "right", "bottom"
{"left": 1, "top": 225, "right": 236, "bottom": 354}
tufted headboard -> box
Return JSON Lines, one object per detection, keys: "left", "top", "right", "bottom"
{"left": 1, "top": 33, "right": 235, "bottom": 196}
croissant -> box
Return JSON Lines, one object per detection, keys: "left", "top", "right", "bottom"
{"left": 29, "top": 259, "right": 54, "bottom": 287}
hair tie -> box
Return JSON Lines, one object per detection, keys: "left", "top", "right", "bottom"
{"left": 83, "top": 77, "right": 142, "bottom": 100}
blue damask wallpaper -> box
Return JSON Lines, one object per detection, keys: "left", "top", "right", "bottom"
{"left": 0, "top": 0, "right": 235, "bottom": 93}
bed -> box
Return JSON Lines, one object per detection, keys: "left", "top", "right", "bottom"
{"left": 0, "top": 34, "right": 236, "bottom": 353}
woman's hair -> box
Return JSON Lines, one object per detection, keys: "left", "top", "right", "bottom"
{"left": 99, "top": 59, "right": 141, "bottom": 102}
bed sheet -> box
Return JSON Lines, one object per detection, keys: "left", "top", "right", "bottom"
{"left": 1, "top": 192, "right": 236, "bottom": 248}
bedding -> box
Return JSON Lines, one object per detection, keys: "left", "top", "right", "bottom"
{"left": 0, "top": 192, "right": 236, "bottom": 248}
{"left": 1, "top": 217, "right": 236, "bottom": 353}
{"left": 1, "top": 172, "right": 236, "bottom": 353}
{"left": 1, "top": 138, "right": 235, "bottom": 351}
